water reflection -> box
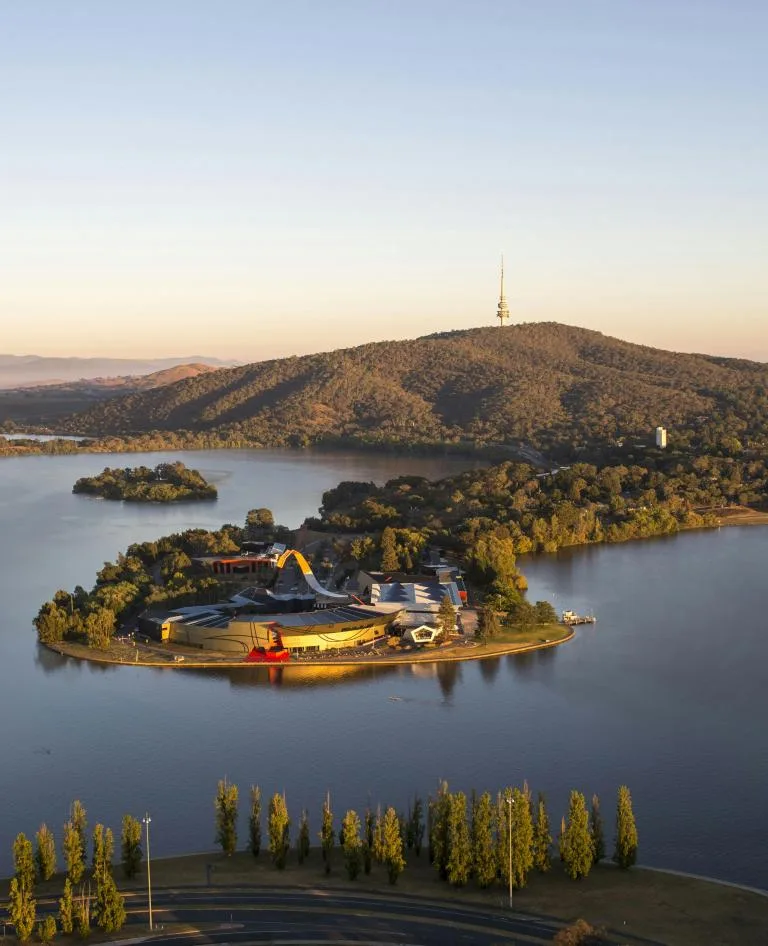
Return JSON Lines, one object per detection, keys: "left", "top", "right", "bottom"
{"left": 436, "top": 661, "right": 462, "bottom": 700}
{"left": 478, "top": 657, "right": 501, "bottom": 684}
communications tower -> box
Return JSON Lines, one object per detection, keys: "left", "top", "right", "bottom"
{"left": 496, "top": 255, "right": 510, "bottom": 326}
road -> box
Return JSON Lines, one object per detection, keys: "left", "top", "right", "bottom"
{"left": 86, "top": 887, "right": 652, "bottom": 945}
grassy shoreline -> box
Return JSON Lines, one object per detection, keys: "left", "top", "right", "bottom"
{"left": 42, "top": 623, "right": 574, "bottom": 670}
{"left": 11, "top": 849, "right": 768, "bottom": 945}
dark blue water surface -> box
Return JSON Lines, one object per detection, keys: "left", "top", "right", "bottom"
{"left": 0, "top": 448, "right": 766, "bottom": 887}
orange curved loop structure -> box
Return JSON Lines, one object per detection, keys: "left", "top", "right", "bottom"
{"left": 273, "top": 549, "right": 348, "bottom": 600}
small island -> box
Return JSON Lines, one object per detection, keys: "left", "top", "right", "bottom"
{"left": 72, "top": 461, "right": 217, "bottom": 503}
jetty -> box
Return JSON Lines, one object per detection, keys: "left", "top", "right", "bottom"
{"left": 562, "top": 609, "right": 597, "bottom": 626}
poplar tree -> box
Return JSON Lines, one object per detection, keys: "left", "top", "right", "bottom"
{"left": 248, "top": 786, "right": 262, "bottom": 857}
{"left": 13, "top": 834, "right": 36, "bottom": 895}
{"left": 365, "top": 808, "right": 375, "bottom": 852}
{"left": 62, "top": 821, "right": 84, "bottom": 885}
{"left": 380, "top": 527, "right": 399, "bottom": 572}
{"left": 298, "top": 809, "right": 310, "bottom": 864}
{"left": 58, "top": 879, "right": 74, "bottom": 935}
{"left": 590, "top": 794, "right": 605, "bottom": 865}
{"left": 214, "top": 778, "right": 239, "bottom": 855}
{"left": 381, "top": 807, "right": 405, "bottom": 884}
{"left": 429, "top": 781, "right": 451, "bottom": 880}
{"left": 71, "top": 801, "right": 88, "bottom": 863}
{"left": 38, "top": 916, "right": 57, "bottom": 945}
{"left": 410, "top": 796, "right": 425, "bottom": 856}
{"left": 35, "top": 825, "right": 56, "bottom": 882}
{"left": 533, "top": 793, "right": 552, "bottom": 873}
{"left": 471, "top": 792, "right": 496, "bottom": 888}
{"left": 559, "top": 791, "right": 594, "bottom": 880}
{"left": 8, "top": 878, "right": 36, "bottom": 943}
{"left": 437, "top": 594, "right": 456, "bottom": 639}
{"left": 91, "top": 825, "right": 114, "bottom": 886}
{"left": 446, "top": 792, "right": 471, "bottom": 887}
{"left": 341, "top": 810, "right": 362, "bottom": 880}
{"left": 613, "top": 785, "right": 638, "bottom": 869}
{"left": 120, "top": 816, "right": 142, "bottom": 879}
{"left": 320, "top": 793, "right": 334, "bottom": 874}
{"left": 372, "top": 805, "right": 384, "bottom": 863}
{"left": 268, "top": 794, "right": 290, "bottom": 869}
{"left": 95, "top": 874, "right": 125, "bottom": 933}
{"left": 508, "top": 787, "right": 534, "bottom": 889}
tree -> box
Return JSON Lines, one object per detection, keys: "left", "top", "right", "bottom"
{"left": 381, "top": 807, "right": 405, "bottom": 884}
{"left": 559, "top": 791, "right": 594, "bottom": 880}
{"left": 613, "top": 785, "right": 638, "bottom": 869}
{"left": 8, "top": 878, "right": 36, "bottom": 943}
{"left": 38, "top": 916, "right": 57, "bottom": 945}
{"left": 248, "top": 786, "right": 262, "bottom": 857}
{"left": 409, "top": 796, "right": 425, "bottom": 857}
{"left": 62, "top": 821, "right": 84, "bottom": 884}
{"left": 298, "top": 810, "right": 310, "bottom": 864}
{"left": 437, "top": 594, "right": 456, "bottom": 639}
{"left": 91, "top": 825, "right": 114, "bottom": 886}
{"left": 471, "top": 792, "right": 496, "bottom": 889}
{"left": 476, "top": 607, "right": 500, "bottom": 641}
{"left": 320, "top": 793, "right": 334, "bottom": 874}
{"left": 74, "top": 889, "right": 91, "bottom": 939}
{"left": 533, "top": 793, "right": 552, "bottom": 873}
{"left": 268, "top": 793, "right": 290, "bottom": 869}
{"left": 35, "top": 825, "right": 56, "bottom": 883}
{"left": 71, "top": 801, "right": 88, "bottom": 863}
{"left": 590, "top": 795, "right": 605, "bottom": 865}
{"left": 372, "top": 806, "right": 384, "bottom": 864}
{"left": 120, "top": 816, "right": 142, "bottom": 879}
{"left": 508, "top": 787, "right": 534, "bottom": 889}
{"left": 84, "top": 607, "right": 115, "bottom": 649}
{"left": 58, "top": 879, "right": 74, "bottom": 935}
{"left": 95, "top": 874, "right": 125, "bottom": 933}
{"left": 446, "top": 792, "right": 471, "bottom": 887}
{"left": 341, "top": 810, "right": 362, "bottom": 880}
{"left": 215, "top": 778, "right": 239, "bottom": 855}
{"left": 380, "top": 527, "right": 399, "bottom": 572}
{"left": 14, "top": 834, "right": 36, "bottom": 895}
{"left": 428, "top": 781, "right": 451, "bottom": 880}
{"left": 533, "top": 600, "right": 558, "bottom": 625}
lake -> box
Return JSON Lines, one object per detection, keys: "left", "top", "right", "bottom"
{"left": 0, "top": 448, "right": 766, "bottom": 888}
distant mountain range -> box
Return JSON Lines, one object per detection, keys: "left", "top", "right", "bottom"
{"left": 0, "top": 354, "right": 234, "bottom": 389}
{"left": 57, "top": 323, "right": 768, "bottom": 457}
{"left": 0, "top": 364, "right": 224, "bottom": 428}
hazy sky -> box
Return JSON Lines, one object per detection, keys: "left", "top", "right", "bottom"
{"left": 1, "top": 1, "right": 766, "bottom": 361}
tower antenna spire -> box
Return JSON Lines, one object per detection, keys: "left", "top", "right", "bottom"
{"left": 496, "top": 254, "right": 510, "bottom": 326}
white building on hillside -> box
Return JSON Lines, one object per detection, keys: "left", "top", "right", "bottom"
{"left": 655, "top": 426, "right": 667, "bottom": 448}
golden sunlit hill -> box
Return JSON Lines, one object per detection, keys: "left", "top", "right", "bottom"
{"left": 59, "top": 324, "right": 768, "bottom": 458}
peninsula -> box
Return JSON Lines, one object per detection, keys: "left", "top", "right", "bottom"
{"left": 72, "top": 461, "right": 217, "bottom": 503}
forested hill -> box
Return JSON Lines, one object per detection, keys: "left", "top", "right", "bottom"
{"left": 61, "top": 324, "right": 768, "bottom": 458}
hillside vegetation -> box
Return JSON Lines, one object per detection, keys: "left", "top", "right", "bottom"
{"left": 61, "top": 324, "right": 768, "bottom": 459}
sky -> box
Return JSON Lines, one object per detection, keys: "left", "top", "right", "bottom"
{"left": 1, "top": 1, "right": 766, "bottom": 362}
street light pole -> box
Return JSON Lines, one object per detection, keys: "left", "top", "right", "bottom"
{"left": 142, "top": 814, "right": 153, "bottom": 931}
{"left": 506, "top": 795, "right": 513, "bottom": 911}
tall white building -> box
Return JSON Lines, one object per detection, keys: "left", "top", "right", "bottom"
{"left": 655, "top": 426, "right": 667, "bottom": 448}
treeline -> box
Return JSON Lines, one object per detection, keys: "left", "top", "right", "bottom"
{"left": 72, "top": 462, "right": 217, "bottom": 503}
{"left": 311, "top": 455, "right": 768, "bottom": 566}
{"left": 212, "top": 777, "right": 638, "bottom": 889}
{"left": 52, "top": 323, "right": 768, "bottom": 462}
{"left": 5, "top": 800, "right": 141, "bottom": 942}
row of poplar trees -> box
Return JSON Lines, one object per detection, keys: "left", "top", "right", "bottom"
{"left": 214, "top": 777, "right": 638, "bottom": 889}
{"left": 5, "top": 801, "right": 145, "bottom": 942}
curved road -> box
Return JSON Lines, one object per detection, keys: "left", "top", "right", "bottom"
{"left": 111, "top": 888, "right": 652, "bottom": 945}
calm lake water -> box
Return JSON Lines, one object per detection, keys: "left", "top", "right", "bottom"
{"left": 0, "top": 448, "right": 766, "bottom": 888}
